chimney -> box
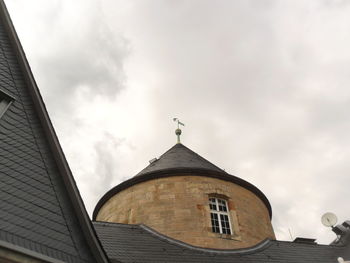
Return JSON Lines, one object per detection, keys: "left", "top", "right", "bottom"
{"left": 293, "top": 237, "right": 317, "bottom": 244}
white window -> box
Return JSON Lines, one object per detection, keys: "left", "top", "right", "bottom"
{"left": 209, "top": 197, "right": 232, "bottom": 235}
{"left": 0, "top": 90, "right": 13, "bottom": 119}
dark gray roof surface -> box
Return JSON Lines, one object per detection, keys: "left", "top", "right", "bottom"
{"left": 0, "top": 1, "right": 108, "bottom": 262}
{"left": 93, "top": 221, "right": 346, "bottom": 263}
{"left": 93, "top": 143, "right": 272, "bottom": 220}
{"left": 135, "top": 143, "right": 225, "bottom": 177}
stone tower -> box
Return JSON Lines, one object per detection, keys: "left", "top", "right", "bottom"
{"left": 93, "top": 143, "right": 275, "bottom": 249}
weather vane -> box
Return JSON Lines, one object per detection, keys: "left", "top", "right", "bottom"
{"left": 173, "top": 118, "right": 185, "bottom": 144}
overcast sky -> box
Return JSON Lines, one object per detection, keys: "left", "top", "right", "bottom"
{"left": 5, "top": 0, "right": 350, "bottom": 244}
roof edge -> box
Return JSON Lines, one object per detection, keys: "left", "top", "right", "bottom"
{"left": 0, "top": 240, "right": 65, "bottom": 263}
{"left": 94, "top": 220, "right": 344, "bottom": 250}
{"left": 139, "top": 223, "right": 273, "bottom": 254}
{"left": 93, "top": 168, "right": 272, "bottom": 220}
{"left": 0, "top": 1, "right": 109, "bottom": 262}
{"left": 93, "top": 221, "right": 273, "bottom": 255}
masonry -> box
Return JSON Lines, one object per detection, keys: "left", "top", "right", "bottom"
{"left": 96, "top": 174, "right": 275, "bottom": 249}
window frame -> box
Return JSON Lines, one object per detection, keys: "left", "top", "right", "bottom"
{"left": 0, "top": 89, "right": 14, "bottom": 119}
{"left": 209, "top": 197, "right": 233, "bottom": 235}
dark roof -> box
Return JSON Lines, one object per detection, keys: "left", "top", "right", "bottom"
{"left": 93, "top": 221, "right": 347, "bottom": 263}
{"left": 93, "top": 143, "right": 272, "bottom": 220}
{"left": 0, "top": 1, "right": 108, "bottom": 262}
{"left": 135, "top": 143, "right": 225, "bottom": 176}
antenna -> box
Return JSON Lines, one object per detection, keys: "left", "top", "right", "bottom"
{"left": 288, "top": 228, "right": 293, "bottom": 240}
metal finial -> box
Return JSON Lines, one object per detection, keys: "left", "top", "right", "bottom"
{"left": 173, "top": 118, "right": 185, "bottom": 143}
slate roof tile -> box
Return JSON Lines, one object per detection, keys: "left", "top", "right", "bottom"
{"left": 94, "top": 142, "right": 272, "bottom": 220}
{"left": 136, "top": 143, "right": 225, "bottom": 177}
{"left": 94, "top": 221, "right": 347, "bottom": 263}
{"left": 0, "top": 2, "right": 106, "bottom": 261}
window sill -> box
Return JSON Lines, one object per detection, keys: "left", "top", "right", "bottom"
{"left": 208, "top": 232, "right": 241, "bottom": 241}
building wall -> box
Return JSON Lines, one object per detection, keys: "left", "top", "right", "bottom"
{"left": 96, "top": 175, "right": 275, "bottom": 249}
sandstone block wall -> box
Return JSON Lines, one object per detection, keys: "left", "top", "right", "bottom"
{"left": 96, "top": 175, "right": 275, "bottom": 249}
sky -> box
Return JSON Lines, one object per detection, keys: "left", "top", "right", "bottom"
{"left": 4, "top": 0, "right": 350, "bottom": 244}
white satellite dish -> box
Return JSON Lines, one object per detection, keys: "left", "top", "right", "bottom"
{"left": 321, "top": 212, "right": 338, "bottom": 227}
{"left": 338, "top": 257, "right": 350, "bottom": 263}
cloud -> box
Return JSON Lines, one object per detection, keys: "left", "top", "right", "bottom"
{"left": 7, "top": 0, "right": 130, "bottom": 118}
{"left": 6, "top": 0, "right": 350, "bottom": 245}
{"left": 93, "top": 133, "right": 125, "bottom": 193}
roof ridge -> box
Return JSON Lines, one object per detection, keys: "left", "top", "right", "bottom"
{"left": 92, "top": 221, "right": 137, "bottom": 228}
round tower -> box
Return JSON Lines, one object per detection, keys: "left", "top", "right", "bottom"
{"left": 93, "top": 143, "right": 275, "bottom": 250}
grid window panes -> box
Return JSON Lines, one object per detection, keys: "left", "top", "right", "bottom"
{"left": 209, "top": 197, "right": 232, "bottom": 235}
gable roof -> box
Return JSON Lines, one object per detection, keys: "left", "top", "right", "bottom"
{"left": 93, "top": 143, "right": 272, "bottom": 220}
{"left": 93, "top": 221, "right": 347, "bottom": 263}
{"left": 0, "top": 1, "right": 108, "bottom": 262}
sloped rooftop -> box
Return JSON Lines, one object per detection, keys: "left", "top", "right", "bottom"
{"left": 135, "top": 143, "right": 226, "bottom": 177}
{"left": 93, "top": 143, "right": 272, "bottom": 220}
{"left": 0, "top": 1, "right": 107, "bottom": 262}
{"left": 93, "top": 221, "right": 347, "bottom": 263}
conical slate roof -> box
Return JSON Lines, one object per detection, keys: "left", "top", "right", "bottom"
{"left": 93, "top": 143, "right": 272, "bottom": 220}
{"left": 135, "top": 143, "right": 226, "bottom": 177}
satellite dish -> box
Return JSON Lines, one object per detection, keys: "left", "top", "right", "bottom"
{"left": 321, "top": 212, "right": 338, "bottom": 227}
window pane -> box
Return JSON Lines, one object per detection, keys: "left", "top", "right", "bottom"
{"left": 211, "top": 213, "right": 219, "bottom": 226}
{"left": 222, "top": 227, "right": 231, "bottom": 235}
{"left": 209, "top": 197, "right": 232, "bottom": 235}
{"left": 220, "top": 214, "right": 231, "bottom": 235}
{"left": 218, "top": 199, "right": 225, "bottom": 205}
{"left": 218, "top": 204, "right": 227, "bottom": 212}
{"left": 211, "top": 213, "right": 220, "bottom": 233}
{"left": 209, "top": 198, "right": 217, "bottom": 211}
{"left": 218, "top": 199, "right": 227, "bottom": 212}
